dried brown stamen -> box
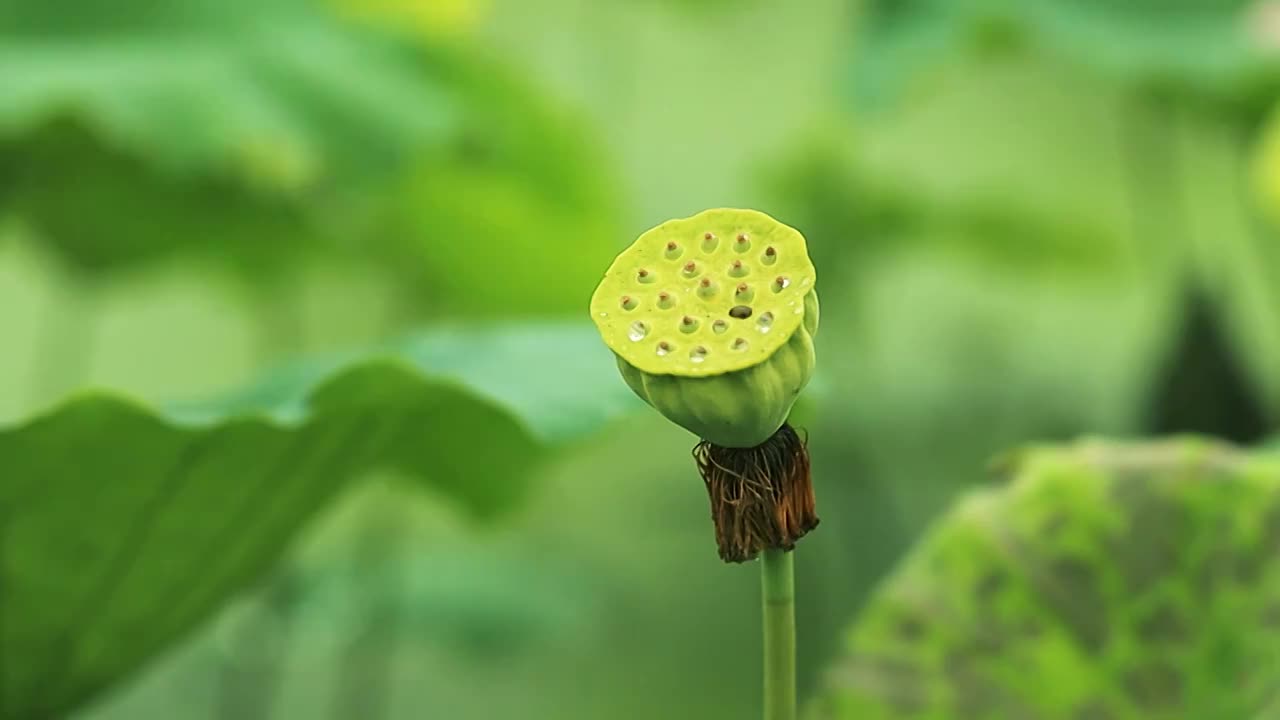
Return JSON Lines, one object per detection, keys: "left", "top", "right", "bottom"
{"left": 693, "top": 423, "right": 818, "bottom": 563}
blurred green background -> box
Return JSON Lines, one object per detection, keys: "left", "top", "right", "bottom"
{"left": 3, "top": 0, "right": 1280, "bottom": 718}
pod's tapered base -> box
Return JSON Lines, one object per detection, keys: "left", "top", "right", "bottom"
{"left": 694, "top": 423, "right": 818, "bottom": 564}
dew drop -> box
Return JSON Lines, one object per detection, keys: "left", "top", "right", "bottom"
{"left": 628, "top": 321, "right": 648, "bottom": 341}
{"left": 757, "top": 312, "right": 775, "bottom": 332}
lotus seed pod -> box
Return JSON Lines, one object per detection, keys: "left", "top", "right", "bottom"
{"left": 589, "top": 208, "right": 819, "bottom": 448}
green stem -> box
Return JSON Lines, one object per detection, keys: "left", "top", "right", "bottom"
{"left": 761, "top": 548, "right": 796, "bottom": 720}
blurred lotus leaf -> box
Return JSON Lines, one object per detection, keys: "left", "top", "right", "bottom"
{"left": 297, "top": 539, "right": 592, "bottom": 658}
{"left": 0, "top": 0, "right": 461, "bottom": 281}
{"left": 854, "top": 0, "right": 1280, "bottom": 115}
{"left": 777, "top": 58, "right": 1280, "bottom": 433}
{"left": 373, "top": 52, "right": 624, "bottom": 317}
{"left": 0, "top": 323, "right": 635, "bottom": 719}
{"left": 1256, "top": 105, "right": 1280, "bottom": 225}
{"left": 335, "top": 0, "right": 491, "bottom": 38}
{"left": 810, "top": 437, "right": 1280, "bottom": 719}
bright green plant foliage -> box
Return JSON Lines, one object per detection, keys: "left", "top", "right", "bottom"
{"left": 0, "top": 0, "right": 455, "bottom": 278}
{"left": 376, "top": 53, "right": 623, "bottom": 317}
{"left": 0, "top": 324, "right": 634, "bottom": 719}
{"left": 592, "top": 208, "right": 819, "bottom": 447}
{"left": 1257, "top": 106, "right": 1280, "bottom": 227}
{"left": 854, "top": 0, "right": 1280, "bottom": 115}
{"left": 810, "top": 438, "right": 1280, "bottom": 719}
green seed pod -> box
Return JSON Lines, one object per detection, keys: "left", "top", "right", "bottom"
{"left": 590, "top": 208, "right": 819, "bottom": 448}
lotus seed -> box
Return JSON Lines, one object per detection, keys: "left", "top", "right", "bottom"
{"left": 729, "top": 304, "right": 753, "bottom": 319}
{"left": 702, "top": 233, "right": 719, "bottom": 252}
{"left": 639, "top": 269, "right": 655, "bottom": 284}
{"left": 683, "top": 261, "right": 700, "bottom": 278}
{"left": 665, "top": 241, "right": 683, "bottom": 260}
{"left": 735, "top": 283, "right": 755, "bottom": 303}
{"left": 757, "top": 312, "right": 774, "bottom": 332}
{"left": 621, "top": 295, "right": 638, "bottom": 311}
{"left": 690, "top": 346, "right": 709, "bottom": 363}
{"left": 629, "top": 321, "right": 649, "bottom": 341}
{"left": 680, "top": 316, "right": 699, "bottom": 333}
{"left": 712, "top": 319, "right": 729, "bottom": 334}
{"left": 773, "top": 276, "right": 789, "bottom": 292}
{"left": 698, "top": 277, "right": 717, "bottom": 298}
{"left": 731, "top": 337, "right": 749, "bottom": 351}
{"left": 657, "top": 341, "right": 672, "bottom": 356}
{"left": 735, "top": 233, "right": 750, "bottom": 252}
{"left": 657, "top": 291, "right": 676, "bottom": 309}
{"left": 729, "top": 260, "right": 748, "bottom": 278}
{"left": 762, "top": 247, "right": 777, "bottom": 265}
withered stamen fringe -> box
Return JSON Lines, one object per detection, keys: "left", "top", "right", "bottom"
{"left": 693, "top": 424, "right": 818, "bottom": 563}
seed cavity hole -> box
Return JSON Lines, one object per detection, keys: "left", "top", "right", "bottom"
{"left": 690, "top": 346, "right": 708, "bottom": 363}
{"left": 712, "top": 319, "right": 729, "bottom": 335}
{"left": 729, "top": 305, "right": 753, "bottom": 320}
{"left": 731, "top": 338, "right": 749, "bottom": 352}
{"left": 629, "top": 321, "right": 649, "bottom": 341}
{"left": 656, "top": 341, "right": 672, "bottom": 356}
{"left": 757, "top": 312, "right": 775, "bottom": 332}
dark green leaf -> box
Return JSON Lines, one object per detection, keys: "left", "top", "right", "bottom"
{"left": 852, "top": 0, "right": 1280, "bottom": 115}
{"left": 0, "top": 323, "right": 636, "bottom": 719}
{"left": 0, "top": 0, "right": 455, "bottom": 277}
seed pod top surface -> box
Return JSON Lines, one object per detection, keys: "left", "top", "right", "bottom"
{"left": 590, "top": 208, "right": 816, "bottom": 378}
